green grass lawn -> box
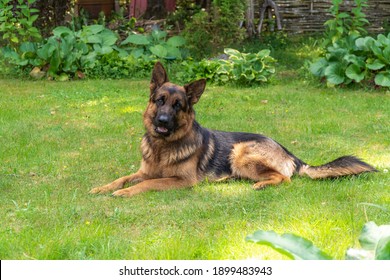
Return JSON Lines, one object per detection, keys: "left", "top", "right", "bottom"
{"left": 0, "top": 77, "right": 389, "bottom": 260}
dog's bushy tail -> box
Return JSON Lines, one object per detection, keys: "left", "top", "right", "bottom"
{"left": 298, "top": 155, "right": 377, "bottom": 179}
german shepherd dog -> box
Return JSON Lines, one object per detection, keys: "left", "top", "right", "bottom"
{"left": 90, "top": 62, "right": 377, "bottom": 197}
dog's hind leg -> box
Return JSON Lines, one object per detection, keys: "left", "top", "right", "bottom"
{"left": 251, "top": 171, "right": 290, "bottom": 190}
{"left": 230, "top": 140, "right": 296, "bottom": 189}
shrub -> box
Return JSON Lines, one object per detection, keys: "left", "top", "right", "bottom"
{"left": 310, "top": 33, "right": 390, "bottom": 88}
{"left": 0, "top": 0, "right": 41, "bottom": 47}
{"left": 1, "top": 21, "right": 189, "bottom": 80}
{"left": 176, "top": 48, "right": 275, "bottom": 86}
{"left": 310, "top": 0, "right": 390, "bottom": 88}
{"left": 85, "top": 52, "right": 156, "bottom": 79}
{"left": 121, "top": 28, "right": 188, "bottom": 61}
{"left": 181, "top": 0, "right": 246, "bottom": 59}
{"left": 2, "top": 25, "right": 119, "bottom": 79}
{"left": 323, "top": 0, "right": 369, "bottom": 47}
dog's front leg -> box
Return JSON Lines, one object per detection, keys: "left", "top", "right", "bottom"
{"left": 112, "top": 177, "right": 194, "bottom": 197}
{"left": 89, "top": 170, "right": 145, "bottom": 194}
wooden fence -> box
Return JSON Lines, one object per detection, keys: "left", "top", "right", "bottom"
{"left": 257, "top": 0, "right": 390, "bottom": 34}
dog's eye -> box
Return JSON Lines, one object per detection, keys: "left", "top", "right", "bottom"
{"left": 173, "top": 101, "right": 182, "bottom": 110}
{"left": 155, "top": 97, "right": 164, "bottom": 106}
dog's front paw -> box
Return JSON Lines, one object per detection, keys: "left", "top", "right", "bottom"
{"left": 89, "top": 185, "right": 112, "bottom": 194}
{"left": 112, "top": 188, "right": 140, "bottom": 198}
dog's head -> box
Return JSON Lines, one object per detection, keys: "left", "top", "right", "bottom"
{"left": 143, "top": 62, "right": 206, "bottom": 141}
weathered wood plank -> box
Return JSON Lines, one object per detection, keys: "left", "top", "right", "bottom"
{"left": 254, "top": 0, "right": 390, "bottom": 34}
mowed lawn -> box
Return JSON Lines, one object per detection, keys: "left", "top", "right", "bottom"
{"left": 0, "top": 78, "right": 389, "bottom": 260}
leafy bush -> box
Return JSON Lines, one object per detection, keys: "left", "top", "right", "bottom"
{"left": 0, "top": 0, "right": 41, "bottom": 46}
{"left": 180, "top": 10, "right": 214, "bottom": 60}
{"left": 1, "top": 22, "right": 190, "bottom": 80}
{"left": 176, "top": 58, "right": 221, "bottom": 83}
{"left": 2, "top": 24, "right": 119, "bottom": 79}
{"left": 181, "top": 0, "right": 246, "bottom": 59}
{"left": 323, "top": 0, "right": 369, "bottom": 47}
{"left": 176, "top": 48, "right": 275, "bottom": 86}
{"left": 308, "top": 0, "right": 390, "bottom": 88}
{"left": 166, "top": 0, "right": 201, "bottom": 30}
{"left": 85, "top": 51, "right": 155, "bottom": 79}
{"left": 121, "top": 28, "right": 187, "bottom": 60}
{"left": 246, "top": 221, "right": 390, "bottom": 260}
{"left": 310, "top": 33, "right": 390, "bottom": 88}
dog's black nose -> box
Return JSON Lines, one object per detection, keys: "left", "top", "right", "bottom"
{"left": 158, "top": 114, "right": 169, "bottom": 124}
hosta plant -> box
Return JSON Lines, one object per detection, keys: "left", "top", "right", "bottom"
{"left": 176, "top": 48, "right": 275, "bottom": 86}
{"left": 2, "top": 25, "right": 119, "bottom": 79}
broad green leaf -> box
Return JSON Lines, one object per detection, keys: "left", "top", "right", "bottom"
{"left": 357, "top": 222, "right": 390, "bottom": 260}
{"left": 80, "top": 52, "right": 97, "bottom": 68}
{"left": 48, "top": 49, "right": 60, "bottom": 75}
{"left": 370, "top": 44, "right": 384, "bottom": 60}
{"left": 377, "top": 34, "right": 390, "bottom": 47}
{"left": 10, "top": 36, "right": 19, "bottom": 43}
{"left": 93, "top": 44, "right": 113, "bottom": 55}
{"left": 324, "top": 63, "right": 345, "bottom": 85}
{"left": 87, "top": 35, "right": 101, "bottom": 44}
{"left": 167, "top": 36, "right": 186, "bottom": 47}
{"left": 346, "top": 64, "right": 365, "bottom": 82}
{"left": 150, "top": 44, "right": 168, "bottom": 58}
{"left": 53, "top": 26, "right": 73, "bottom": 37}
{"left": 30, "top": 14, "right": 38, "bottom": 23}
{"left": 241, "top": 72, "right": 255, "bottom": 81}
{"left": 112, "top": 46, "right": 129, "bottom": 58}
{"left": 84, "top": 24, "right": 105, "bottom": 34}
{"left": 255, "top": 75, "right": 267, "bottom": 82}
{"left": 375, "top": 72, "right": 390, "bottom": 87}
{"left": 310, "top": 58, "right": 328, "bottom": 77}
{"left": 131, "top": 48, "right": 144, "bottom": 58}
{"left": 246, "top": 230, "right": 332, "bottom": 260}
{"left": 253, "top": 61, "right": 264, "bottom": 72}
{"left": 121, "top": 34, "right": 150, "bottom": 45}
{"left": 37, "top": 43, "right": 56, "bottom": 60}
{"left": 224, "top": 48, "right": 240, "bottom": 57}
{"left": 165, "top": 45, "right": 182, "bottom": 60}
{"left": 151, "top": 29, "right": 167, "bottom": 41}
{"left": 337, "top": 12, "right": 350, "bottom": 19}
{"left": 382, "top": 45, "right": 390, "bottom": 63}
{"left": 359, "top": 222, "right": 390, "bottom": 250}
{"left": 59, "top": 36, "right": 75, "bottom": 57}
{"left": 366, "top": 59, "right": 385, "bottom": 70}
{"left": 376, "top": 235, "right": 390, "bottom": 260}
{"left": 100, "top": 29, "right": 118, "bottom": 46}
{"left": 19, "top": 41, "right": 36, "bottom": 53}
{"left": 74, "top": 41, "right": 88, "bottom": 55}
{"left": 355, "top": 37, "right": 375, "bottom": 51}
{"left": 257, "top": 49, "right": 271, "bottom": 57}
{"left": 343, "top": 54, "right": 365, "bottom": 68}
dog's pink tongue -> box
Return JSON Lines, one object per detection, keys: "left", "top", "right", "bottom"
{"left": 157, "top": 127, "right": 168, "bottom": 133}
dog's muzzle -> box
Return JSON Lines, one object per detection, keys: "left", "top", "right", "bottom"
{"left": 154, "top": 114, "right": 172, "bottom": 136}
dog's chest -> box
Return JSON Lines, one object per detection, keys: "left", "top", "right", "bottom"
{"left": 141, "top": 135, "right": 199, "bottom": 166}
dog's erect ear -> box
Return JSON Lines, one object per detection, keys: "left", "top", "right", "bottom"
{"left": 184, "top": 79, "right": 206, "bottom": 105}
{"left": 150, "top": 62, "right": 169, "bottom": 95}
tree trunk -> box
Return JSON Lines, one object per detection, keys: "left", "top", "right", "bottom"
{"left": 258, "top": 0, "right": 282, "bottom": 36}
{"left": 246, "top": 0, "right": 255, "bottom": 37}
